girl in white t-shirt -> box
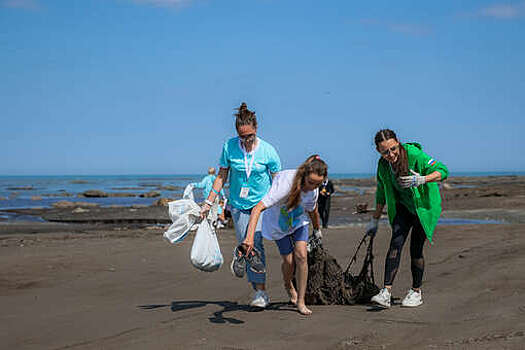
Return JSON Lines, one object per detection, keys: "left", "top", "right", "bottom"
{"left": 242, "top": 155, "right": 327, "bottom": 315}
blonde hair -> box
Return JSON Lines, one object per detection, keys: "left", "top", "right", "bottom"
{"left": 208, "top": 167, "right": 216, "bottom": 175}
{"left": 286, "top": 155, "right": 328, "bottom": 210}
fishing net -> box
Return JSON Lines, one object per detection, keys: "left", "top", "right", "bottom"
{"left": 305, "top": 234, "right": 380, "bottom": 305}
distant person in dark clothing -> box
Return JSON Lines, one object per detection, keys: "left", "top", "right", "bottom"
{"left": 317, "top": 178, "right": 335, "bottom": 228}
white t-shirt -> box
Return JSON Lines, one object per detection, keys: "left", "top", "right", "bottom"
{"left": 261, "top": 169, "right": 319, "bottom": 241}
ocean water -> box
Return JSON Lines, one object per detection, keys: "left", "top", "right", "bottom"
{"left": 0, "top": 175, "right": 204, "bottom": 210}
{"left": 1, "top": 171, "right": 524, "bottom": 210}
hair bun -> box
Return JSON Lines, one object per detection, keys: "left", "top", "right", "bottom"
{"left": 240, "top": 102, "right": 247, "bottom": 111}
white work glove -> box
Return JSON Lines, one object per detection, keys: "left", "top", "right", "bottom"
{"left": 307, "top": 229, "right": 323, "bottom": 253}
{"left": 398, "top": 169, "right": 426, "bottom": 188}
{"left": 366, "top": 217, "right": 379, "bottom": 237}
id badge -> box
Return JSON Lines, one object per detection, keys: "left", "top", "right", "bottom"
{"left": 239, "top": 187, "right": 250, "bottom": 198}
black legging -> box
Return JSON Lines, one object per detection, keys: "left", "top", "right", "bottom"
{"left": 384, "top": 204, "right": 427, "bottom": 288}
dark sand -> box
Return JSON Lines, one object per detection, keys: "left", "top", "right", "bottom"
{"left": 1, "top": 176, "right": 524, "bottom": 349}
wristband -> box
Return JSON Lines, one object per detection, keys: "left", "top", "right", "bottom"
{"left": 204, "top": 199, "right": 214, "bottom": 206}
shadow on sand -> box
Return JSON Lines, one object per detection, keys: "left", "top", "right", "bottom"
{"left": 138, "top": 300, "right": 298, "bottom": 324}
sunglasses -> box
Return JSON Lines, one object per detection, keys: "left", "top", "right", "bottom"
{"left": 379, "top": 144, "right": 399, "bottom": 156}
{"left": 239, "top": 133, "right": 256, "bottom": 142}
{"left": 305, "top": 176, "right": 323, "bottom": 188}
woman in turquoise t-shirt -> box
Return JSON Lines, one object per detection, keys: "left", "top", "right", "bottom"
{"left": 201, "top": 102, "right": 281, "bottom": 309}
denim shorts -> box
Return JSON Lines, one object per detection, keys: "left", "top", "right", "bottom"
{"left": 275, "top": 225, "right": 309, "bottom": 255}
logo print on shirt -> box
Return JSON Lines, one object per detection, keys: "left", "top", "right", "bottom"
{"left": 279, "top": 205, "right": 304, "bottom": 232}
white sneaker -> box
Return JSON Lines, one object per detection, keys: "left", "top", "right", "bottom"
{"left": 371, "top": 287, "right": 391, "bottom": 308}
{"left": 250, "top": 290, "right": 269, "bottom": 308}
{"left": 401, "top": 289, "right": 423, "bottom": 307}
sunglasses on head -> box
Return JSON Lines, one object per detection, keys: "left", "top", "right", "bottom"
{"left": 380, "top": 144, "right": 399, "bottom": 156}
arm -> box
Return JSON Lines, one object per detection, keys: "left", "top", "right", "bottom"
{"left": 327, "top": 181, "right": 335, "bottom": 196}
{"left": 371, "top": 203, "right": 385, "bottom": 220}
{"left": 307, "top": 208, "right": 321, "bottom": 230}
{"left": 423, "top": 171, "right": 442, "bottom": 183}
{"left": 399, "top": 150, "right": 449, "bottom": 188}
{"left": 201, "top": 167, "right": 229, "bottom": 218}
{"left": 192, "top": 177, "right": 207, "bottom": 189}
{"left": 242, "top": 201, "right": 267, "bottom": 253}
{"left": 367, "top": 164, "right": 385, "bottom": 236}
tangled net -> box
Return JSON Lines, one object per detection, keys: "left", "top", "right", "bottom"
{"left": 305, "top": 234, "right": 380, "bottom": 305}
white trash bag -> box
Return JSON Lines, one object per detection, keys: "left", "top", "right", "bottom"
{"left": 190, "top": 219, "right": 223, "bottom": 272}
{"left": 163, "top": 199, "right": 201, "bottom": 244}
{"left": 183, "top": 183, "right": 195, "bottom": 201}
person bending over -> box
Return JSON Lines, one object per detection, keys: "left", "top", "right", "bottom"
{"left": 242, "top": 155, "right": 326, "bottom": 315}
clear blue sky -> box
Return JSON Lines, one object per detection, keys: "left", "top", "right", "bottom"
{"left": 1, "top": 0, "right": 524, "bottom": 175}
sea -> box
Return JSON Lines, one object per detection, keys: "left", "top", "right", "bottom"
{"left": 0, "top": 171, "right": 524, "bottom": 211}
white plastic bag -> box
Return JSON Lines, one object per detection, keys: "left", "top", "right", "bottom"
{"left": 183, "top": 183, "right": 195, "bottom": 201}
{"left": 163, "top": 199, "right": 201, "bottom": 244}
{"left": 190, "top": 219, "right": 223, "bottom": 272}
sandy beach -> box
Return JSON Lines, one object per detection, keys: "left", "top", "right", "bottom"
{"left": 1, "top": 176, "right": 525, "bottom": 349}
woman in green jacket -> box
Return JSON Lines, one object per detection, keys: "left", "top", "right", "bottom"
{"left": 366, "top": 129, "right": 448, "bottom": 308}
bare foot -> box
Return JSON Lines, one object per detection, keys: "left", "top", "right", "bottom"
{"left": 285, "top": 285, "right": 298, "bottom": 305}
{"left": 297, "top": 303, "right": 312, "bottom": 315}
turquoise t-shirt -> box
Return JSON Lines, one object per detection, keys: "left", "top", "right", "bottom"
{"left": 191, "top": 174, "right": 225, "bottom": 200}
{"left": 219, "top": 137, "right": 281, "bottom": 210}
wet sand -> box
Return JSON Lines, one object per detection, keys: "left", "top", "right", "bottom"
{"left": 1, "top": 176, "right": 525, "bottom": 349}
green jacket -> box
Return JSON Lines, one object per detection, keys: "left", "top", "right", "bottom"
{"left": 375, "top": 143, "right": 449, "bottom": 243}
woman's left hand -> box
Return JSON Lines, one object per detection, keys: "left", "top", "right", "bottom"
{"left": 398, "top": 170, "right": 426, "bottom": 188}
{"left": 241, "top": 238, "right": 254, "bottom": 256}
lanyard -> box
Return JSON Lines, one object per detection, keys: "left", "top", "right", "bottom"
{"left": 239, "top": 138, "right": 257, "bottom": 181}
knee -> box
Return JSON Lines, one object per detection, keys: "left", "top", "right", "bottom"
{"left": 389, "top": 235, "right": 404, "bottom": 251}
{"left": 294, "top": 251, "right": 307, "bottom": 266}
{"left": 282, "top": 254, "right": 294, "bottom": 267}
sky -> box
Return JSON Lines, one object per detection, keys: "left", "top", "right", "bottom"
{"left": 1, "top": 0, "right": 524, "bottom": 175}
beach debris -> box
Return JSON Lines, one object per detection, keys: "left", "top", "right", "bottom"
{"left": 354, "top": 203, "right": 369, "bottom": 214}
{"left": 31, "top": 196, "right": 42, "bottom": 201}
{"left": 190, "top": 218, "right": 223, "bottom": 272}
{"left": 72, "top": 207, "right": 89, "bottom": 213}
{"left": 0, "top": 196, "right": 7, "bottom": 201}
{"left": 305, "top": 234, "right": 379, "bottom": 305}
{"left": 131, "top": 204, "right": 148, "bottom": 209}
{"left": 183, "top": 184, "right": 195, "bottom": 201}
{"left": 139, "top": 191, "right": 161, "bottom": 198}
{"left": 164, "top": 199, "right": 201, "bottom": 244}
